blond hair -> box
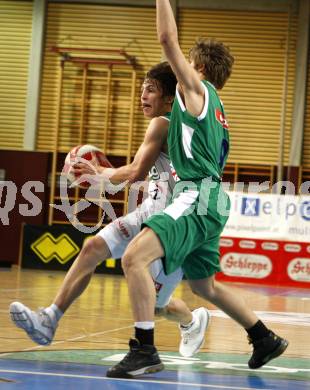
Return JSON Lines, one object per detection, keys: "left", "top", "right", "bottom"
{"left": 189, "top": 38, "right": 234, "bottom": 89}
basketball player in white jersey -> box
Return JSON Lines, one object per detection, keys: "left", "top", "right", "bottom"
{"left": 10, "top": 62, "right": 209, "bottom": 358}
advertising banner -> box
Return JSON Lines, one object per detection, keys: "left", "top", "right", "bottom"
{"left": 217, "top": 237, "right": 310, "bottom": 288}
{"left": 22, "top": 224, "right": 123, "bottom": 275}
{"left": 223, "top": 192, "right": 310, "bottom": 243}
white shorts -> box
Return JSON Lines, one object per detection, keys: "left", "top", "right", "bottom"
{"left": 96, "top": 197, "right": 183, "bottom": 308}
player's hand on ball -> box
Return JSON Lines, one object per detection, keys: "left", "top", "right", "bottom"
{"left": 63, "top": 144, "right": 113, "bottom": 189}
{"left": 71, "top": 160, "right": 103, "bottom": 176}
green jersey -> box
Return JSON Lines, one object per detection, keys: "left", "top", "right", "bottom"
{"left": 168, "top": 80, "right": 229, "bottom": 181}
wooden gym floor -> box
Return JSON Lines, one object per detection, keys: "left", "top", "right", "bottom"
{"left": 0, "top": 266, "right": 309, "bottom": 389}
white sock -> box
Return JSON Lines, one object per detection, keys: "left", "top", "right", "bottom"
{"left": 134, "top": 321, "right": 154, "bottom": 330}
{"left": 45, "top": 304, "right": 63, "bottom": 322}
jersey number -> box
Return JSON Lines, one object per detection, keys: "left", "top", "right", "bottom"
{"left": 219, "top": 139, "right": 229, "bottom": 169}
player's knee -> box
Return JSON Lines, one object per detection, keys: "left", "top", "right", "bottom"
{"left": 190, "top": 282, "right": 216, "bottom": 300}
{"left": 81, "top": 236, "right": 107, "bottom": 261}
{"left": 121, "top": 248, "right": 138, "bottom": 275}
{"left": 121, "top": 235, "right": 146, "bottom": 275}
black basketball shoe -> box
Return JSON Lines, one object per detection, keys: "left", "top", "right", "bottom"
{"left": 106, "top": 338, "right": 164, "bottom": 378}
{"left": 248, "top": 331, "right": 289, "bottom": 369}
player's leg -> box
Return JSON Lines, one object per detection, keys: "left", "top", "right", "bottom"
{"left": 185, "top": 237, "right": 288, "bottom": 369}
{"left": 9, "top": 235, "right": 111, "bottom": 345}
{"left": 9, "top": 214, "right": 138, "bottom": 345}
{"left": 157, "top": 299, "right": 211, "bottom": 358}
{"left": 122, "top": 227, "right": 164, "bottom": 322}
{"left": 189, "top": 276, "right": 288, "bottom": 368}
{"left": 54, "top": 236, "right": 111, "bottom": 312}
{"left": 121, "top": 187, "right": 207, "bottom": 325}
{"left": 151, "top": 259, "right": 210, "bottom": 357}
{"left": 184, "top": 237, "right": 258, "bottom": 328}
{"left": 188, "top": 276, "right": 257, "bottom": 327}
{"left": 106, "top": 227, "right": 165, "bottom": 378}
{"left": 107, "top": 191, "right": 207, "bottom": 378}
{"left": 156, "top": 298, "right": 192, "bottom": 324}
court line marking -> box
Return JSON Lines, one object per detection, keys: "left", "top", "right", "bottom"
{"left": 209, "top": 310, "right": 310, "bottom": 327}
{"left": 0, "top": 369, "right": 272, "bottom": 390}
{"left": 0, "top": 323, "right": 141, "bottom": 358}
{"left": 12, "top": 319, "right": 165, "bottom": 353}
{"left": 1, "top": 287, "right": 54, "bottom": 292}
{"left": 2, "top": 309, "right": 309, "bottom": 357}
{"left": 22, "top": 324, "right": 138, "bottom": 351}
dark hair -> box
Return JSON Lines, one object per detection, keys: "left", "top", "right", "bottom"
{"left": 189, "top": 38, "right": 234, "bottom": 89}
{"left": 145, "top": 61, "right": 177, "bottom": 98}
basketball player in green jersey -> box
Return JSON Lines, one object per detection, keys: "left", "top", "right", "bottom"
{"left": 107, "top": 0, "right": 288, "bottom": 378}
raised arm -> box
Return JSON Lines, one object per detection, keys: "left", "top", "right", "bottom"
{"left": 73, "top": 117, "right": 168, "bottom": 185}
{"left": 156, "top": 0, "right": 204, "bottom": 116}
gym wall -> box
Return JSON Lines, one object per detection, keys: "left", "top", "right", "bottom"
{"left": 0, "top": 0, "right": 309, "bottom": 266}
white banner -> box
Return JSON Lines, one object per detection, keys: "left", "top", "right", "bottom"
{"left": 223, "top": 191, "right": 310, "bottom": 243}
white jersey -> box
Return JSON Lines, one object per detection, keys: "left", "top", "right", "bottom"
{"left": 97, "top": 116, "right": 183, "bottom": 308}
{"left": 143, "top": 114, "right": 177, "bottom": 213}
{"left": 133, "top": 150, "right": 176, "bottom": 227}
{"left": 147, "top": 151, "right": 175, "bottom": 206}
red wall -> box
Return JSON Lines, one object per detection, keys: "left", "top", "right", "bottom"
{"left": 0, "top": 150, "right": 51, "bottom": 265}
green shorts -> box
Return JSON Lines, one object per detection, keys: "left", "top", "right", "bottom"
{"left": 142, "top": 179, "right": 230, "bottom": 280}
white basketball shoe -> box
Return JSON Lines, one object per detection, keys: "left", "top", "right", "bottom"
{"left": 179, "top": 307, "right": 211, "bottom": 357}
{"left": 9, "top": 302, "right": 58, "bottom": 345}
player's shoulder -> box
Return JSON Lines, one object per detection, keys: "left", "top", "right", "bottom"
{"left": 150, "top": 114, "right": 170, "bottom": 126}
{"left": 145, "top": 116, "right": 169, "bottom": 144}
{"left": 148, "top": 115, "right": 169, "bottom": 133}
